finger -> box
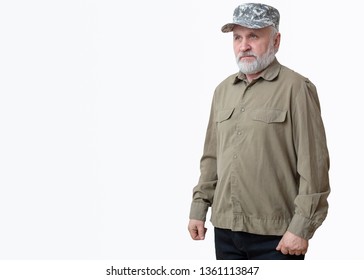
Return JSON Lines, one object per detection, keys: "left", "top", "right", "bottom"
{"left": 188, "top": 225, "right": 198, "bottom": 240}
{"left": 197, "top": 225, "right": 206, "bottom": 240}
{"left": 280, "top": 248, "right": 289, "bottom": 255}
{"left": 189, "top": 229, "right": 199, "bottom": 240}
{"left": 188, "top": 224, "right": 206, "bottom": 240}
{"left": 294, "top": 250, "right": 306, "bottom": 255}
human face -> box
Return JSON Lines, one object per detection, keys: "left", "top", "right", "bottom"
{"left": 233, "top": 25, "right": 280, "bottom": 76}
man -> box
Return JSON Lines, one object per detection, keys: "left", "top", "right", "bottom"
{"left": 188, "top": 3, "right": 330, "bottom": 260}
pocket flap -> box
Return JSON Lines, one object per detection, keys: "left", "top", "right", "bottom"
{"left": 251, "top": 109, "right": 287, "bottom": 124}
{"left": 216, "top": 108, "right": 235, "bottom": 123}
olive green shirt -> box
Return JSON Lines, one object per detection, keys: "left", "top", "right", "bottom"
{"left": 189, "top": 59, "right": 330, "bottom": 240}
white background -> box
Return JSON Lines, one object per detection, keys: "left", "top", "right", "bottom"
{"left": 0, "top": 0, "right": 363, "bottom": 260}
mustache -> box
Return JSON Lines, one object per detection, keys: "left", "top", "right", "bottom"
{"left": 237, "top": 52, "right": 257, "bottom": 59}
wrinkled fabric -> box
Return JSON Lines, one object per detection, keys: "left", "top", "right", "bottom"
{"left": 189, "top": 59, "right": 330, "bottom": 240}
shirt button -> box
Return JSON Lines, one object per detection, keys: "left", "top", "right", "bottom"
{"left": 241, "top": 107, "right": 245, "bottom": 112}
{"left": 233, "top": 155, "right": 237, "bottom": 159}
{"left": 237, "top": 131, "right": 242, "bottom": 135}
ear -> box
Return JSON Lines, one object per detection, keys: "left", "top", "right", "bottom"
{"left": 274, "top": 32, "right": 281, "bottom": 49}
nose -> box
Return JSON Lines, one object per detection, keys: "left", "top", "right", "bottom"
{"left": 239, "top": 39, "right": 251, "bottom": 52}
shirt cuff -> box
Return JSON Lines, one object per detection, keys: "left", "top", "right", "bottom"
{"left": 189, "top": 201, "right": 209, "bottom": 221}
{"left": 287, "top": 214, "right": 318, "bottom": 240}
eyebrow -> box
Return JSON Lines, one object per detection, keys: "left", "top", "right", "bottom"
{"left": 233, "top": 31, "right": 259, "bottom": 37}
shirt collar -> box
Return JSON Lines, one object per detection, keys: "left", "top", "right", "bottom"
{"left": 233, "top": 58, "right": 281, "bottom": 85}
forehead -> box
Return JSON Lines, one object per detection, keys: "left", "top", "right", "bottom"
{"left": 232, "top": 25, "right": 271, "bottom": 36}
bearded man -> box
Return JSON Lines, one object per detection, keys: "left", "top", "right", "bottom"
{"left": 188, "top": 3, "right": 330, "bottom": 260}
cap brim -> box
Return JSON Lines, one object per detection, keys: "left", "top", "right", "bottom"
{"left": 221, "top": 23, "right": 236, "bottom": 33}
{"left": 221, "top": 22, "right": 272, "bottom": 33}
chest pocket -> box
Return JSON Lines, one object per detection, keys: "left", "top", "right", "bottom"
{"left": 216, "top": 108, "right": 235, "bottom": 123}
{"left": 251, "top": 109, "right": 287, "bottom": 124}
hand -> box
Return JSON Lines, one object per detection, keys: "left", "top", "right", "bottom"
{"left": 276, "top": 231, "right": 308, "bottom": 255}
{"left": 188, "top": 219, "right": 207, "bottom": 240}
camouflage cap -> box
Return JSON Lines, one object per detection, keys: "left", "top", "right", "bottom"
{"left": 221, "top": 3, "right": 280, "bottom": 32}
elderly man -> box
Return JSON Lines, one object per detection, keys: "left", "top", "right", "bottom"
{"left": 188, "top": 3, "right": 330, "bottom": 260}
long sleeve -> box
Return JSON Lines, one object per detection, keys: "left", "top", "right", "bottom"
{"left": 189, "top": 97, "right": 218, "bottom": 221}
{"left": 288, "top": 79, "right": 330, "bottom": 240}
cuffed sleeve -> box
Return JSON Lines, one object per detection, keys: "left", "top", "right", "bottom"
{"left": 290, "top": 79, "right": 331, "bottom": 239}
{"left": 189, "top": 96, "right": 218, "bottom": 221}
{"left": 189, "top": 201, "right": 210, "bottom": 221}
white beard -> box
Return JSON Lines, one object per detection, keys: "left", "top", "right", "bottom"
{"left": 236, "top": 44, "right": 276, "bottom": 75}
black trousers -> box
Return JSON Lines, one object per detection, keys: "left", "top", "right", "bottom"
{"left": 214, "top": 228, "right": 305, "bottom": 260}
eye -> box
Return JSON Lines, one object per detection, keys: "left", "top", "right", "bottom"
{"left": 233, "top": 35, "right": 241, "bottom": 41}
{"left": 248, "top": 34, "right": 258, "bottom": 39}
